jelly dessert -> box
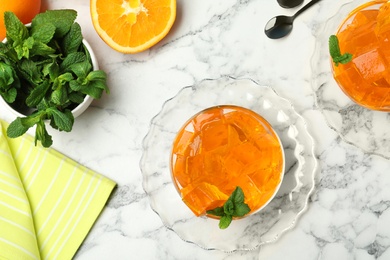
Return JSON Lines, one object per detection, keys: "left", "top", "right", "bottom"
{"left": 170, "top": 105, "right": 284, "bottom": 217}
{"left": 331, "top": 1, "right": 390, "bottom": 111}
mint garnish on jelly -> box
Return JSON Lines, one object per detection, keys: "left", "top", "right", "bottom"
{"left": 207, "top": 186, "right": 251, "bottom": 229}
{"left": 329, "top": 35, "right": 353, "bottom": 66}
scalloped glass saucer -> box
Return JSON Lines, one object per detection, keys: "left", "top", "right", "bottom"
{"left": 311, "top": 0, "right": 390, "bottom": 159}
{"left": 140, "top": 76, "right": 317, "bottom": 252}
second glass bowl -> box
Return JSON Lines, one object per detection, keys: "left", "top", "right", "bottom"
{"left": 312, "top": 0, "right": 390, "bottom": 158}
{"left": 330, "top": 1, "right": 389, "bottom": 111}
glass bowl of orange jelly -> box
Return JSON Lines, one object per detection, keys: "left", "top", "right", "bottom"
{"left": 331, "top": 0, "right": 390, "bottom": 111}
{"left": 170, "top": 105, "right": 285, "bottom": 218}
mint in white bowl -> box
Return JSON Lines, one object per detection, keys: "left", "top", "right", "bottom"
{"left": 0, "top": 10, "right": 109, "bottom": 147}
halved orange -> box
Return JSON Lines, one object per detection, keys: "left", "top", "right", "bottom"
{"left": 90, "top": 0, "right": 176, "bottom": 54}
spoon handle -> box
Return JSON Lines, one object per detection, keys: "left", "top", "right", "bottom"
{"left": 293, "top": 0, "right": 322, "bottom": 18}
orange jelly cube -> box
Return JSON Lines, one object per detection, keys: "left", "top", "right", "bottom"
{"left": 353, "top": 48, "right": 386, "bottom": 82}
{"left": 181, "top": 182, "right": 229, "bottom": 216}
{"left": 376, "top": 2, "right": 390, "bottom": 36}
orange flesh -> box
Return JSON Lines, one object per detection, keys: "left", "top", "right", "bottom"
{"left": 170, "top": 106, "right": 284, "bottom": 217}
{"left": 91, "top": 0, "right": 175, "bottom": 53}
{"left": 332, "top": 1, "right": 390, "bottom": 111}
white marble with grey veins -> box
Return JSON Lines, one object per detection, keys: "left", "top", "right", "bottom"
{"left": 2, "top": 0, "right": 390, "bottom": 259}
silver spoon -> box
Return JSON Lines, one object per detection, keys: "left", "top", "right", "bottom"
{"left": 265, "top": 0, "right": 321, "bottom": 39}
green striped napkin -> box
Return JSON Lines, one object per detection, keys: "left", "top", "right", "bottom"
{"left": 0, "top": 119, "right": 116, "bottom": 260}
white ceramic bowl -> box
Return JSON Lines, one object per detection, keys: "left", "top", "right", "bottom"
{"left": 0, "top": 38, "right": 96, "bottom": 119}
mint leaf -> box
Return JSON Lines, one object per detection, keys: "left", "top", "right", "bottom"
{"left": 333, "top": 53, "right": 353, "bottom": 65}
{"left": 68, "top": 92, "right": 85, "bottom": 104}
{"left": 230, "top": 187, "right": 250, "bottom": 217}
{"left": 329, "top": 35, "right": 352, "bottom": 66}
{"left": 69, "top": 79, "right": 83, "bottom": 92}
{"left": 7, "top": 118, "right": 29, "bottom": 138}
{"left": 234, "top": 203, "right": 251, "bottom": 217}
{"left": 81, "top": 85, "right": 103, "bottom": 99}
{"left": 31, "top": 10, "right": 77, "bottom": 38}
{"left": 219, "top": 215, "right": 232, "bottom": 229}
{"left": 329, "top": 35, "right": 341, "bottom": 58}
{"left": 0, "top": 61, "right": 15, "bottom": 88}
{"left": 18, "top": 59, "right": 43, "bottom": 85}
{"left": 31, "top": 23, "right": 56, "bottom": 44}
{"left": 74, "top": 80, "right": 104, "bottom": 99}
{"left": 43, "top": 59, "right": 59, "bottom": 80}
{"left": 62, "top": 22, "right": 83, "bottom": 55}
{"left": 69, "top": 70, "right": 108, "bottom": 99}
{"left": 26, "top": 80, "right": 50, "bottom": 107}
{"left": 206, "top": 207, "right": 225, "bottom": 217}
{"left": 36, "top": 98, "right": 50, "bottom": 111}
{"left": 87, "top": 70, "right": 107, "bottom": 81}
{"left": 231, "top": 186, "right": 245, "bottom": 205}
{"left": 67, "top": 55, "right": 91, "bottom": 77}
{"left": 50, "top": 87, "right": 67, "bottom": 105}
{"left": 47, "top": 108, "right": 74, "bottom": 132}
{"left": 91, "top": 78, "right": 110, "bottom": 92}
{"left": 60, "top": 52, "right": 87, "bottom": 73}
{"left": 14, "top": 36, "right": 34, "bottom": 60}
{"left": 88, "top": 71, "right": 109, "bottom": 93}
{"left": 4, "top": 12, "right": 28, "bottom": 42}
{"left": 58, "top": 72, "right": 74, "bottom": 82}
{"left": 30, "top": 41, "right": 56, "bottom": 57}
{"left": 20, "top": 112, "right": 44, "bottom": 128}
{"left": 35, "top": 120, "right": 52, "bottom": 147}
{"left": 207, "top": 186, "right": 251, "bottom": 229}
{"left": 7, "top": 112, "right": 44, "bottom": 138}
{"left": 224, "top": 200, "right": 234, "bottom": 215}
{"left": 0, "top": 87, "right": 17, "bottom": 103}
{"left": 50, "top": 73, "right": 73, "bottom": 105}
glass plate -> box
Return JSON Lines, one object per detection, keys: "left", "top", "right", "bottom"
{"left": 140, "top": 76, "right": 317, "bottom": 252}
{"left": 311, "top": 0, "right": 390, "bottom": 159}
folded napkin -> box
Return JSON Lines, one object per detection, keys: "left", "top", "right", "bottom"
{"left": 0, "top": 119, "right": 116, "bottom": 260}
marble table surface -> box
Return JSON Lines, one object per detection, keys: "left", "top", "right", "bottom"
{"left": 2, "top": 0, "right": 390, "bottom": 259}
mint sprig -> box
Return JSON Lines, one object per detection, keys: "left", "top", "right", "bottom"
{"left": 206, "top": 186, "right": 251, "bottom": 229}
{"left": 0, "top": 10, "right": 109, "bottom": 147}
{"left": 329, "top": 35, "right": 353, "bottom": 66}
